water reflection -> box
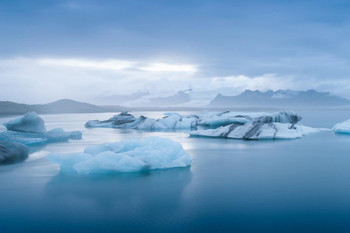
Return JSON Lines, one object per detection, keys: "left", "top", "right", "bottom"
{"left": 45, "top": 167, "right": 192, "bottom": 209}
{"left": 42, "top": 167, "right": 193, "bottom": 233}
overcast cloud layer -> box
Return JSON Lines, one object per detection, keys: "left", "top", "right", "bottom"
{"left": 1, "top": 0, "right": 350, "bottom": 103}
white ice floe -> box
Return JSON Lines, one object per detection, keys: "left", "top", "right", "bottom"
{"left": 48, "top": 137, "right": 192, "bottom": 175}
{"left": 333, "top": 119, "right": 350, "bottom": 134}
{"left": 86, "top": 112, "right": 198, "bottom": 130}
{"left": 85, "top": 110, "right": 301, "bottom": 130}
{"left": 190, "top": 122, "right": 322, "bottom": 140}
{"left": 1, "top": 112, "right": 82, "bottom": 146}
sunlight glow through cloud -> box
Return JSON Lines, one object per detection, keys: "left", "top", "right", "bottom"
{"left": 1, "top": 57, "right": 350, "bottom": 104}
{"left": 37, "top": 58, "right": 197, "bottom": 73}
{"left": 37, "top": 58, "right": 136, "bottom": 71}
{"left": 138, "top": 63, "right": 198, "bottom": 72}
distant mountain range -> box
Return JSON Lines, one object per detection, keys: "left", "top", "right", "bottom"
{"left": 0, "top": 98, "right": 200, "bottom": 115}
{"left": 1, "top": 89, "right": 350, "bottom": 115}
{"left": 0, "top": 99, "right": 120, "bottom": 115}
{"left": 209, "top": 89, "right": 350, "bottom": 107}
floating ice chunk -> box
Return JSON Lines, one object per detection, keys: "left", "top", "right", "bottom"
{"left": 48, "top": 137, "right": 192, "bottom": 175}
{"left": 0, "top": 131, "right": 48, "bottom": 146}
{"left": 4, "top": 112, "right": 46, "bottom": 133}
{"left": 84, "top": 139, "right": 144, "bottom": 155}
{"left": 333, "top": 119, "right": 350, "bottom": 134}
{"left": 1, "top": 112, "right": 82, "bottom": 146}
{"left": 85, "top": 111, "right": 302, "bottom": 131}
{"left": 49, "top": 153, "right": 92, "bottom": 173}
{"left": 47, "top": 128, "right": 82, "bottom": 141}
{"left": 0, "top": 141, "right": 29, "bottom": 164}
{"left": 74, "top": 151, "right": 147, "bottom": 174}
{"left": 85, "top": 112, "right": 143, "bottom": 128}
{"left": 137, "top": 115, "right": 198, "bottom": 130}
{"left": 84, "top": 144, "right": 111, "bottom": 155}
{"left": 190, "top": 110, "right": 309, "bottom": 140}
{"left": 190, "top": 122, "right": 320, "bottom": 140}
{"left": 86, "top": 112, "right": 198, "bottom": 130}
{"left": 254, "top": 110, "right": 302, "bottom": 124}
{"left": 85, "top": 120, "right": 113, "bottom": 128}
{"left": 198, "top": 116, "right": 250, "bottom": 128}
{"left": 0, "top": 129, "right": 82, "bottom": 146}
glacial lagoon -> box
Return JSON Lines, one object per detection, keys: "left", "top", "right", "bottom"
{"left": 1, "top": 111, "right": 350, "bottom": 232}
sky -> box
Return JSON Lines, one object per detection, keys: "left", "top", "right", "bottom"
{"left": 1, "top": 0, "right": 350, "bottom": 104}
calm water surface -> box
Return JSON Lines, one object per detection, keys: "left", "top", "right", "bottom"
{"left": 1, "top": 111, "right": 350, "bottom": 232}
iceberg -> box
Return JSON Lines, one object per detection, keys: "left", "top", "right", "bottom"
{"left": 1, "top": 112, "right": 82, "bottom": 146}
{"left": 189, "top": 110, "right": 320, "bottom": 140}
{"left": 85, "top": 110, "right": 301, "bottom": 131}
{"left": 4, "top": 112, "right": 46, "bottom": 133}
{"left": 253, "top": 111, "right": 302, "bottom": 124}
{"left": 0, "top": 128, "right": 82, "bottom": 146}
{"left": 86, "top": 111, "right": 198, "bottom": 130}
{"left": 48, "top": 137, "right": 192, "bottom": 175}
{"left": 333, "top": 119, "right": 350, "bottom": 134}
{"left": 190, "top": 122, "right": 320, "bottom": 140}
{"left": 0, "top": 141, "right": 29, "bottom": 164}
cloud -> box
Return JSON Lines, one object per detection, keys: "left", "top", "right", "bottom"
{"left": 1, "top": 56, "right": 350, "bottom": 104}
{"left": 0, "top": 57, "right": 198, "bottom": 103}
{"left": 208, "top": 74, "right": 297, "bottom": 93}
{"left": 138, "top": 63, "right": 197, "bottom": 73}
{"left": 36, "top": 58, "right": 197, "bottom": 73}
{"left": 37, "top": 58, "right": 136, "bottom": 71}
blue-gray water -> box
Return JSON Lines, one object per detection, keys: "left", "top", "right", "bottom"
{"left": 1, "top": 111, "right": 350, "bottom": 233}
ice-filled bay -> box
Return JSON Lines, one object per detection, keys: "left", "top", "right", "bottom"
{"left": 1, "top": 110, "right": 350, "bottom": 232}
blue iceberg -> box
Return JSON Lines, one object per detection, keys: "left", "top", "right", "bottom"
{"left": 1, "top": 112, "right": 82, "bottom": 146}
{"left": 333, "top": 119, "right": 350, "bottom": 134}
{"left": 4, "top": 112, "right": 46, "bottom": 133}
{"left": 48, "top": 137, "right": 192, "bottom": 175}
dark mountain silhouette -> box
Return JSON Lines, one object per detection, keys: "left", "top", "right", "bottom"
{"left": 1, "top": 89, "right": 350, "bottom": 116}
{"left": 0, "top": 99, "right": 107, "bottom": 115}
{"left": 0, "top": 101, "right": 33, "bottom": 115}
{"left": 31, "top": 99, "right": 106, "bottom": 114}
{"left": 209, "top": 89, "right": 350, "bottom": 107}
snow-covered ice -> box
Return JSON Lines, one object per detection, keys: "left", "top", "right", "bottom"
{"left": 188, "top": 110, "right": 322, "bottom": 140}
{"left": 86, "top": 111, "right": 198, "bottom": 130}
{"left": 0, "top": 141, "right": 29, "bottom": 164}
{"left": 48, "top": 137, "right": 192, "bottom": 174}
{"left": 1, "top": 112, "right": 82, "bottom": 146}
{"left": 190, "top": 122, "right": 321, "bottom": 140}
{"left": 333, "top": 119, "right": 350, "bottom": 134}
{"left": 85, "top": 111, "right": 302, "bottom": 131}
{"left": 253, "top": 111, "right": 302, "bottom": 124}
